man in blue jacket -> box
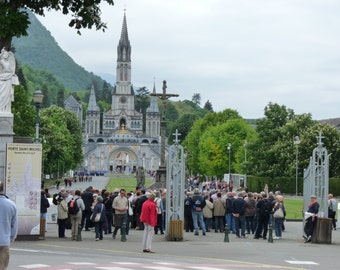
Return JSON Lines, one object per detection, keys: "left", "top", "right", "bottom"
{"left": 0, "top": 181, "right": 18, "bottom": 269}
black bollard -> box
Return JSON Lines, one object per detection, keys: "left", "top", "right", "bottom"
{"left": 121, "top": 221, "right": 127, "bottom": 242}
{"left": 224, "top": 224, "right": 229, "bottom": 242}
{"left": 77, "top": 224, "right": 82, "bottom": 241}
{"left": 268, "top": 224, "right": 273, "bottom": 243}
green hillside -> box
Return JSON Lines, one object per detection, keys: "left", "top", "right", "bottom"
{"left": 10, "top": 11, "right": 213, "bottom": 139}
{"left": 12, "top": 11, "right": 109, "bottom": 92}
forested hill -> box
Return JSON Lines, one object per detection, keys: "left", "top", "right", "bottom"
{"left": 12, "top": 11, "right": 108, "bottom": 92}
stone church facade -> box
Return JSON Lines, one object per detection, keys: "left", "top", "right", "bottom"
{"left": 81, "top": 13, "right": 161, "bottom": 174}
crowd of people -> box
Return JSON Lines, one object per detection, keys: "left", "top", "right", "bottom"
{"left": 184, "top": 185, "right": 336, "bottom": 242}
{"left": 49, "top": 182, "right": 338, "bottom": 246}
{"left": 50, "top": 185, "right": 166, "bottom": 253}
{"left": 184, "top": 187, "right": 287, "bottom": 240}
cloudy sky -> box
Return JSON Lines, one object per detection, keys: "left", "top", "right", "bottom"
{"left": 37, "top": 0, "right": 340, "bottom": 120}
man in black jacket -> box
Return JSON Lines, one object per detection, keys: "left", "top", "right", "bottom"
{"left": 135, "top": 189, "right": 148, "bottom": 230}
{"left": 184, "top": 191, "right": 194, "bottom": 232}
{"left": 232, "top": 192, "right": 246, "bottom": 238}
{"left": 254, "top": 193, "right": 272, "bottom": 240}
{"left": 81, "top": 186, "right": 94, "bottom": 231}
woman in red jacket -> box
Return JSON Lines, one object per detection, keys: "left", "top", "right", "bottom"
{"left": 140, "top": 192, "right": 158, "bottom": 253}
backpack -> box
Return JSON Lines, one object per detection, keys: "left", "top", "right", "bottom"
{"left": 68, "top": 198, "right": 80, "bottom": 215}
{"left": 52, "top": 193, "right": 60, "bottom": 205}
{"left": 261, "top": 200, "right": 273, "bottom": 216}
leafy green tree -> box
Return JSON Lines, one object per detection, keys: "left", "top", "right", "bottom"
{"left": 192, "top": 93, "right": 201, "bottom": 107}
{"left": 165, "top": 102, "right": 179, "bottom": 135}
{"left": 246, "top": 103, "right": 340, "bottom": 181}
{"left": 135, "top": 87, "right": 150, "bottom": 112}
{"left": 204, "top": 100, "right": 213, "bottom": 112}
{"left": 198, "top": 119, "right": 257, "bottom": 178}
{"left": 40, "top": 107, "right": 83, "bottom": 177}
{"left": 0, "top": 0, "right": 114, "bottom": 49}
{"left": 246, "top": 103, "right": 294, "bottom": 178}
{"left": 41, "top": 84, "right": 51, "bottom": 108}
{"left": 56, "top": 88, "right": 65, "bottom": 107}
{"left": 183, "top": 109, "right": 242, "bottom": 176}
{"left": 16, "top": 66, "right": 28, "bottom": 91}
{"left": 12, "top": 85, "right": 35, "bottom": 137}
{"left": 21, "top": 63, "right": 65, "bottom": 104}
{"left": 102, "top": 81, "right": 111, "bottom": 102}
{"left": 168, "top": 113, "right": 200, "bottom": 144}
{"left": 135, "top": 87, "right": 150, "bottom": 132}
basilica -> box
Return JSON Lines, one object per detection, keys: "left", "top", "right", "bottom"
{"left": 79, "top": 13, "right": 161, "bottom": 174}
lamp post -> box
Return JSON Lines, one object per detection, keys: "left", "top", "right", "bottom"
{"left": 243, "top": 140, "right": 247, "bottom": 163}
{"left": 33, "top": 89, "right": 44, "bottom": 143}
{"left": 227, "top": 143, "right": 231, "bottom": 175}
{"left": 294, "top": 136, "right": 300, "bottom": 197}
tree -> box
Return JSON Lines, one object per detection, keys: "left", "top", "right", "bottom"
{"left": 56, "top": 88, "right": 65, "bottom": 107}
{"left": 204, "top": 100, "right": 213, "bottom": 112}
{"left": 41, "top": 84, "right": 51, "bottom": 108}
{"left": 0, "top": 0, "right": 114, "bottom": 49}
{"left": 40, "top": 107, "right": 83, "bottom": 177}
{"left": 198, "top": 119, "right": 257, "bottom": 178}
{"left": 183, "top": 108, "right": 243, "bottom": 176}
{"left": 102, "top": 81, "right": 111, "bottom": 102}
{"left": 246, "top": 103, "right": 294, "bottom": 178}
{"left": 168, "top": 113, "right": 200, "bottom": 144}
{"left": 12, "top": 85, "right": 35, "bottom": 137}
{"left": 135, "top": 86, "right": 150, "bottom": 132}
{"left": 192, "top": 93, "right": 201, "bottom": 107}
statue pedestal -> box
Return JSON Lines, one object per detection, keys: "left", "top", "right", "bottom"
{"left": 156, "top": 166, "right": 166, "bottom": 183}
{"left": 0, "top": 114, "right": 14, "bottom": 180}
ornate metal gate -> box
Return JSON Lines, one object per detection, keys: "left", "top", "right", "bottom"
{"left": 303, "top": 132, "right": 329, "bottom": 218}
{"left": 165, "top": 130, "right": 185, "bottom": 240}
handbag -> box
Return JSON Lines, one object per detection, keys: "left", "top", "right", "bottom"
{"left": 128, "top": 202, "right": 133, "bottom": 216}
{"left": 91, "top": 204, "right": 103, "bottom": 222}
{"left": 273, "top": 207, "right": 284, "bottom": 219}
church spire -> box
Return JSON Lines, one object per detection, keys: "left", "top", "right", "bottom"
{"left": 147, "top": 80, "right": 159, "bottom": 113}
{"left": 117, "top": 11, "right": 131, "bottom": 62}
{"left": 87, "top": 85, "right": 100, "bottom": 112}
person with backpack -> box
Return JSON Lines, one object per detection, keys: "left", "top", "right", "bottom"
{"left": 57, "top": 192, "right": 69, "bottom": 238}
{"left": 68, "top": 190, "right": 85, "bottom": 240}
{"left": 254, "top": 192, "right": 272, "bottom": 240}
{"left": 189, "top": 188, "right": 207, "bottom": 236}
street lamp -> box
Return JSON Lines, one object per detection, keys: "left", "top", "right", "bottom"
{"left": 243, "top": 140, "right": 247, "bottom": 163}
{"left": 33, "top": 89, "right": 44, "bottom": 143}
{"left": 294, "top": 136, "right": 300, "bottom": 197}
{"left": 227, "top": 143, "right": 231, "bottom": 175}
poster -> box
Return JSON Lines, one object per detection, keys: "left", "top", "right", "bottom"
{"left": 6, "top": 143, "right": 42, "bottom": 235}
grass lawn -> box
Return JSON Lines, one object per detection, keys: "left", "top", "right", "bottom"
{"left": 284, "top": 199, "right": 304, "bottom": 220}
{"left": 106, "top": 177, "right": 155, "bottom": 193}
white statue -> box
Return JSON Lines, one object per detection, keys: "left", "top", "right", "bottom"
{"left": 0, "top": 47, "right": 19, "bottom": 115}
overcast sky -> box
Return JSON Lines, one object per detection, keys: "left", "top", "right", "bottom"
{"left": 37, "top": 0, "right": 340, "bottom": 120}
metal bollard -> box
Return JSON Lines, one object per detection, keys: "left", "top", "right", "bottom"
{"left": 39, "top": 218, "right": 46, "bottom": 240}
{"left": 268, "top": 224, "right": 273, "bottom": 243}
{"left": 121, "top": 221, "right": 127, "bottom": 242}
{"left": 77, "top": 224, "right": 82, "bottom": 241}
{"left": 224, "top": 224, "right": 229, "bottom": 242}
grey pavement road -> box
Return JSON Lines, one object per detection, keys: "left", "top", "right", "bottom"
{"left": 9, "top": 176, "right": 340, "bottom": 270}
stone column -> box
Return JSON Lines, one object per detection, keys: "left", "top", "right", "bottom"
{"left": 0, "top": 115, "right": 14, "bottom": 180}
